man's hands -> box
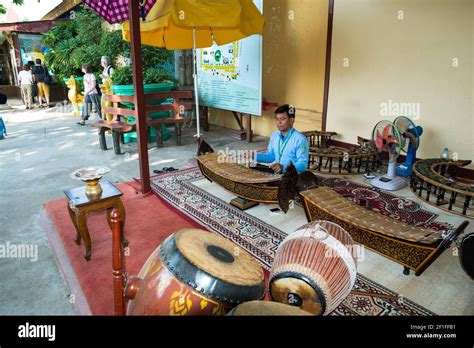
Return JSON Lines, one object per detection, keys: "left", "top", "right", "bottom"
{"left": 270, "top": 163, "right": 283, "bottom": 173}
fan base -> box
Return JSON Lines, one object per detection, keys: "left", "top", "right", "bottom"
{"left": 396, "top": 163, "right": 413, "bottom": 176}
{"left": 371, "top": 176, "right": 407, "bottom": 191}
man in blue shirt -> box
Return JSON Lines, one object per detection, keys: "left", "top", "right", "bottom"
{"left": 256, "top": 104, "right": 309, "bottom": 173}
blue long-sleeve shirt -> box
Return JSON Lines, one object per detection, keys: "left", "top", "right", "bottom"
{"left": 256, "top": 128, "right": 309, "bottom": 173}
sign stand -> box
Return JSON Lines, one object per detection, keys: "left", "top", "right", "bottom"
{"left": 231, "top": 111, "right": 253, "bottom": 143}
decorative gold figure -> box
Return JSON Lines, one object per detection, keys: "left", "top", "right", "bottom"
{"left": 66, "top": 76, "right": 84, "bottom": 116}
{"left": 100, "top": 77, "right": 114, "bottom": 123}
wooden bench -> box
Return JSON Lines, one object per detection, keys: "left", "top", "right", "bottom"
{"left": 147, "top": 95, "right": 194, "bottom": 148}
{"left": 301, "top": 186, "right": 469, "bottom": 276}
{"left": 90, "top": 119, "right": 134, "bottom": 155}
{"left": 91, "top": 91, "right": 194, "bottom": 153}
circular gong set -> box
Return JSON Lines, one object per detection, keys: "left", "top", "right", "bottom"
{"left": 124, "top": 221, "right": 357, "bottom": 316}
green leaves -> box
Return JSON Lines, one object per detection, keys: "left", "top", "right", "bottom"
{"left": 100, "top": 30, "right": 130, "bottom": 61}
{"left": 143, "top": 68, "right": 172, "bottom": 85}
{"left": 43, "top": 5, "right": 174, "bottom": 86}
{"left": 44, "top": 39, "right": 81, "bottom": 82}
{"left": 141, "top": 46, "right": 173, "bottom": 69}
{"left": 110, "top": 66, "right": 133, "bottom": 85}
{"left": 111, "top": 66, "right": 173, "bottom": 85}
{"left": 1, "top": 0, "right": 25, "bottom": 15}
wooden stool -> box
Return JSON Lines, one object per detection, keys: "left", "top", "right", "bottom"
{"left": 64, "top": 180, "right": 128, "bottom": 261}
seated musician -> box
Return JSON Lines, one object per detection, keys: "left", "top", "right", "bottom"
{"left": 256, "top": 104, "right": 309, "bottom": 173}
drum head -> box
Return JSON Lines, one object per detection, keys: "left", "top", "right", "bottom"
{"left": 269, "top": 276, "right": 324, "bottom": 316}
{"left": 229, "top": 300, "right": 312, "bottom": 316}
{"left": 175, "top": 228, "right": 264, "bottom": 287}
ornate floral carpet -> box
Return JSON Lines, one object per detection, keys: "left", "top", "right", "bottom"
{"left": 150, "top": 167, "right": 436, "bottom": 316}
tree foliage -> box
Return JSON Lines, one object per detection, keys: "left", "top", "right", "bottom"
{"left": 0, "top": 0, "right": 24, "bottom": 15}
{"left": 43, "top": 5, "right": 173, "bottom": 85}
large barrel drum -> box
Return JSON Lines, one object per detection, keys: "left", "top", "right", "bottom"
{"left": 459, "top": 233, "right": 474, "bottom": 279}
{"left": 127, "top": 228, "right": 265, "bottom": 315}
{"left": 227, "top": 300, "right": 312, "bottom": 316}
{"left": 269, "top": 221, "right": 357, "bottom": 315}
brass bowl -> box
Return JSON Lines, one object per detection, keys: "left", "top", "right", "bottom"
{"left": 71, "top": 167, "right": 110, "bottom": 198}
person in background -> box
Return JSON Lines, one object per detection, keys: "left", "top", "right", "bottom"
{"left": 77, "top": 64, "right": 101, "bottom": 125}
{"left": 18, "top": 64, "right": 34, "bottom": 110}
{"left": 31, "top": 58, "right": 51, "bottom": 107}
{"left": 99, "top": 56, "right": 114, "bottom": 118}
{"left": 27, "top": 61, "right": 37, "bottom": 105}
{"left": 0, "top": 116, "right": 6, "bottom": 139}
{"left": 0, "top": 89, "right": 7, "bottom": 105}
{"left": 256, "top": 104, "right": 309, "bottom": 173}
{"left": 99, "top": 56, "right": 114, "bottom": 83}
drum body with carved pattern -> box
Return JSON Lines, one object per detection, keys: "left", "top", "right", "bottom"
{"left": 126, "top": 228, "right": 265, "bottom": 315}
{"left": 269, "top": 221, "right": 357, "bottom": 315}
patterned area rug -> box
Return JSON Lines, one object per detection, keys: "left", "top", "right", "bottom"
{"left": 151, "top": 167, "right": 435, "bottom": 316}
{"left": 320, "top": 177, "right": 453, "bottom": 232}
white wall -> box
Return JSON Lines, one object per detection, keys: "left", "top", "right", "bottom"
{"left": 327, "top": 0, "right": 473, "bottom": 166}
{"left": 209, "top": 0, "right": 328, "bottom": 136}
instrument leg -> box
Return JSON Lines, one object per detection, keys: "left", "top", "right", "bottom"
{"left": 339, "top": 159, "right": 347, "bottom": 173}
{"left": 324, "top": 157, "right": 329, "bottom": 169}
{"left": 448, "top": 191, "right": 456, "bottom": 211}
{"left": 462, "top": 196, "right": 471, "bottom": 215}
{"left": 418, "top": 179, "right": 424, "bottom": 196}
{"left": 436, "top": 188, "right": 444, "bottom": 205}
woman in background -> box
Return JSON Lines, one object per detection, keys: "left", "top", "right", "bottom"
{"left": 27, "top": 61, "right": 37, "bottom": 105}
{"left": 77, "top": 64, "right": 102, "bottom": 125}
{"left": 32, "top": 59, "right": 51, "bottom": 108}
{"left": 18, "top": 64, "right": 34, "bottom": 110}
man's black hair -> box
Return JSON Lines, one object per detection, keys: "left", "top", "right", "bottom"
{"left": 275, "top": 104, "right": 295, "bottom": 119}
{"left": 35, "top": 58, "right": 42, "bottom": 65}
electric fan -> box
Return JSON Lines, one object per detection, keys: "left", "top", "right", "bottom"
{"left": 394, "top": 116, "right": 423, "bottom": 176}
{"left": 371, "top": 120, "right": 407, "bottom": 191}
